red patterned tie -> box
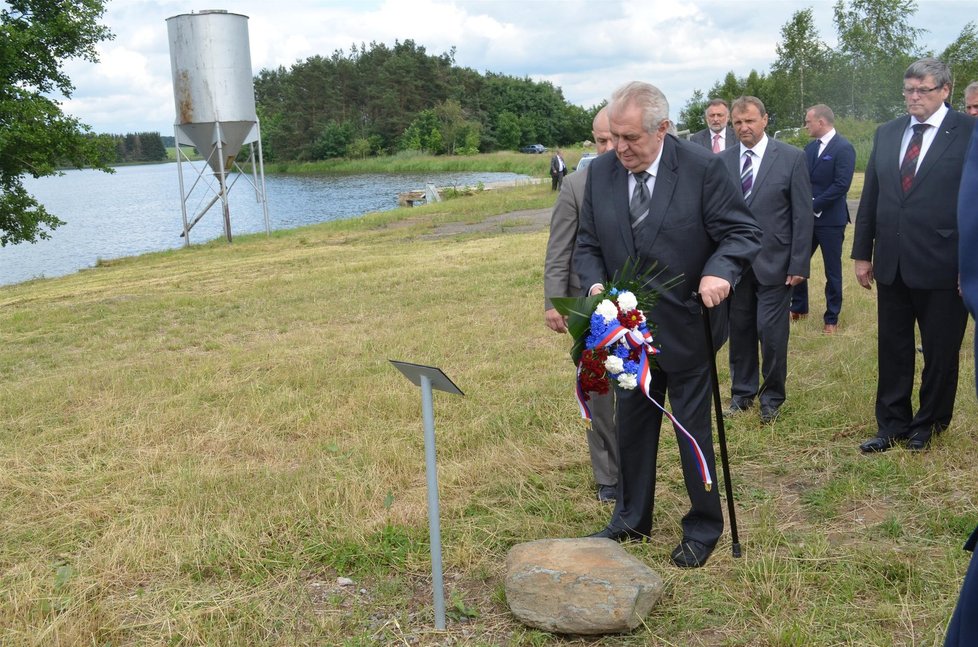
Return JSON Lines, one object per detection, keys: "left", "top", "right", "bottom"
{"left": 900, "top": 123, "right": 928, "bottom": 194}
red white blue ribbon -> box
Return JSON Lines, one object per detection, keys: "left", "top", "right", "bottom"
{"left": 576, "top": 326, "right": 713, "bottom": 492}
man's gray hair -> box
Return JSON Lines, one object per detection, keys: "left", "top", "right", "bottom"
{"left": 704, "top": 98, "right": 730, "bottom": 115}
{"left": 966, "top": 81, "right": 978, "bottom": 97}
{"left": 731, "top": 95, "right": 767, "bottom": 117}
{"left": 905, "top": 57, "right": 951, "bottom": 88}
{"left": 609, "top": 81, "right": 670, "bottom": 134}
{"left": 808, "top": 103, "right": 835, "bottom": 124}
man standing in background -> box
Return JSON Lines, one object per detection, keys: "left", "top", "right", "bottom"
{"left": 550, "top": 149, "right": 566, "bottom": 191}
{"left": 790, "top": 104, "right": 856, "bottom": 334}
{"left": 544, "top": 107, "right": 618, "bottom": 503}
{"left": 853, "top": 58, "right": 974, "bottom": 454}
{"left": 721, "top": 96, "right": 812, "bottom": 424}
{"left": 964, "top": 81, "right": 978, "bottom": 117}
{"left": 690, "top": 99, "right": 736, "bottom": 153}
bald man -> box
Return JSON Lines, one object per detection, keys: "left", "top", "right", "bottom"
{"left": 544, "top": 107, "right": 619, "bottom": 502}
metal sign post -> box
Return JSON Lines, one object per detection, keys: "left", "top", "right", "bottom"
{"left": 389, "top": 360, "right": 464, "bottom": 631}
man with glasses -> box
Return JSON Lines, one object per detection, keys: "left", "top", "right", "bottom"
{"left": 852, "top": 58, "right": 975, "bottom": 454}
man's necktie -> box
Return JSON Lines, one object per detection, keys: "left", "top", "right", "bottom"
{"left": 630, "top": 171, "right": 651, "bottom": 229}
{"left": 741, "top": 151, "right": 754, "bottom": 199}
{"left": 900, "top": 123, "right": 928, "bottom": 194}
{"left": 817, "top": 138, "right": 826, "bottom": 158}
{"left": 712, "top": 133, "right": 721, "bottom": 154}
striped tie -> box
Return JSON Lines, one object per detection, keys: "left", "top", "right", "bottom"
{"left": 900, "top": 123, "right": 928, "bottom": 194}
{"left": 630, "top": 171, "right": 651, "bottom": 229}
{"left": 741, "top": 151, "right": 754, "bottom": 199}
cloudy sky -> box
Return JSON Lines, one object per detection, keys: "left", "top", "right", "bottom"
{"left": 61, "top": 0, "right": 971, "bottom": 135}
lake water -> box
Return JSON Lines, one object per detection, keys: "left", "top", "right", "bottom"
{"left": 0, "top": 163, "right": 530, "bottom": 287}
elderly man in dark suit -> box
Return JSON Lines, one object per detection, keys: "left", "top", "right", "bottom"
{"left": 720, "top": 96, "right": 813, "bottom": 423}
{"left": 544, "top": 107, "right": 619, "bottom": 503}
{"left": 575, "top": 81, "right": 761, "bottom": 567}
{"left": 853, "top": 58, "right": 975, "bottom": 453}
{"left": 944, "top": 113, "right": 978, "bottom": 647}
{"left": 790, "top": 104, "right": 856, "bottom": 334}
{"left": 690, "top": 98, "right": 736, "bottom": 153}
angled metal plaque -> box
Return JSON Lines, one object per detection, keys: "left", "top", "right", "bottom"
{"left": 389, "top": 360, "right": 464, "bottom": 396}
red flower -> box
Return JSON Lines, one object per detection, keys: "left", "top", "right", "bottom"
{"left": 618, "top": 309, "right": 643, "bottom": 329}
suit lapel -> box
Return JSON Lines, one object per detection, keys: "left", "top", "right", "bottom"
{"left": 749, "top": 139, "right": 779, "bottom": 206}
{"left": 806, "top": 139, "right": 819, "bottom": 169}
{"left": 640, "top": 136, "right": 679, "bottom": 249}
{"left": 907, "top": 111, "right": 960, "bottom": 197}
{"left": 610, "top": 161, "right": 636, "bottom": 259}
{"left": 882, "top": 116, "right": 911, "bottom": 195}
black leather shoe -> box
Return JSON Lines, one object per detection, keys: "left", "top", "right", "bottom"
{"left": 587, "top": 526, "right": 646, "bottom": 543}
{"left": 759, "top": 406, "right": 780, "bottom": 424}
{"left": 723, "top": 399, "right": 753, "bottom": 417}
{"left": 671, "top": 539, "right": 715, "bottom": 568}
{"left": 597, "top": 484, "right": 617, "bottom": 503}
{"left": 859, "top": 437, "right": 893, "bottom": 453}
{"left": 905, "top": 438, "right": 929, "bottom": 452}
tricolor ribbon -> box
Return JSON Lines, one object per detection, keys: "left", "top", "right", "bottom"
{"left": 575, "top": 327, "right": 713, "bottom": 492}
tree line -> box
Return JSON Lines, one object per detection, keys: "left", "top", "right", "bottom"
{"left": 678, "top": 0, "right": 978, "bottom": 135}
{"left": 253, "top": 40, "right": 595, "bottom": 161}
{"left": 94, "top": 131, "right": 167, "bottom": 164}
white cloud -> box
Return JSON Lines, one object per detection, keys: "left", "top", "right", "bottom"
{"left": 53, "top": 0, "right": 969, "bottom": 134}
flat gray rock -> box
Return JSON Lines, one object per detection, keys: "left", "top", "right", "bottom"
{"left": 504, "top": 537, "right": 664, "bottom": 635}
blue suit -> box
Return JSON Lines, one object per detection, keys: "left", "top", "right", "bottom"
{"left": 945, "top": 115, "right": 978, "bottom": 647}
{"left": 790, "top": 132, "right": 856, "bottom": 324}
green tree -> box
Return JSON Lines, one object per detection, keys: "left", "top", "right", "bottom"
{"left": 0, "top": 0, "right": 115, "bottom": 246}
{"left": 678, "top": 89, "right": 708, "bottom": 134}
{"left": 832, "top": 0, "right": 921, "bottom": 119}
{"left": 939, "top": 22, "right": 978, "bottom": 108}
{"left": 772, "top": 8, "right": 829, "bottom": 119}
{"left": 495, "top": 110, "right": 521, "bottom": 150}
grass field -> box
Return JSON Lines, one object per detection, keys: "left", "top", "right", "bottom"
{"left": 1, "top": 178, "right": 975, "bottom": 646}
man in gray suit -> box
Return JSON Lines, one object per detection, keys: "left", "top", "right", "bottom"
{"left": 721, "top": 96, "right": 813, "bottom": 423}
{"left": 544, "top": 107, "right": 618, "bottom": 502}
{"left": 576, "top": 81, "right": 761, "bottom": 567}
{"left": 690, "top": 99, "right": 736, "bottom": 153}
{"left": 853, "top": 58, "right": 974, "bottom": 453}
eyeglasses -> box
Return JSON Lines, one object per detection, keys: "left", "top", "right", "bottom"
{"left": 902, "top": 86, "right": 942, "bottom": 97}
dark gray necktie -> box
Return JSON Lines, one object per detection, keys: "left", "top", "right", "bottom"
{"left": 630, "top": 171, "right": 651, "bottom": 229}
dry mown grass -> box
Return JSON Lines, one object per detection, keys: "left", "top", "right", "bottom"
{"left": 1, "top": 178, "right": 975, "bottom": 646}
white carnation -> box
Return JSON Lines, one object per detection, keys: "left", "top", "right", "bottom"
{"left": 595, "top": 299, "right": 619, "bottom": 322}
{"left": 617, "top": 373, "right": 638, "bottom": 390}
{"left": 617, "top": 291, "right": 638, "bottom": 311}
{"left": 604, "top": 356, "right": 624, "bottom": 374}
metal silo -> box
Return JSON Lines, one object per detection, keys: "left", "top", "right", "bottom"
{"left": 166, "top": 9, "right": 269, "bottom": 244}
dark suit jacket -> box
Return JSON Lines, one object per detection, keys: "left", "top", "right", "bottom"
{"left": 690, "top": 126, "right": 736, "bottom": 151}
{"left": 806, "top": 133, "right": 856, "bottom": 228}
{"left": 720, "top": 138, "right": 813, "bottom": 285}
{"left": 575, "top": 137, "right": 761, "bottom": 372}
{"left": 958, "top": 120, "right": 978, "bottom": 316}
{"left": 853, "top": 109, "right": 975, "bottom": 289}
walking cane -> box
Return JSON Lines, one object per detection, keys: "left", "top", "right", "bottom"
{"left": 699, "top": 294, "right": 742, "bottom": 558}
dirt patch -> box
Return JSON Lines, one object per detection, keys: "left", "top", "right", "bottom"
{"left": 418, "top": 208, "right": 552, "bottom": 240}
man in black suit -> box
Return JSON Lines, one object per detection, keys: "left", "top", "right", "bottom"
{"left": 690, "top": 99, "right": 736, "bottom": 153}
{"left": 550, "top": 150, "right": 566, "bottom": 191}
{"left": 853, "top": 58, "right": 975, "bottom": 453}
{"left": 721, "top": 96, "right": 813, "bottom": 423}
{"left": 575, "top": 81, "right": 761, "bottom": 567}
{"left": 790, "top": 104, "right": 856, "bottom": 334}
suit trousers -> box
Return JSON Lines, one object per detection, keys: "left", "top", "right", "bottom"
{"left": 729, "top": 268, "right": 792, "bottom": 409}
{"left": 790, "top": 225, "right": 846, "bottom": 324}
{"left": 944, "top": 525, "right": 978, "bottom": 646}
{"left": 610, "top": 363, "right": 722, "bottom": 546}
{"left": 874, "top": 273, "right": 968, "bottom": 442}
{"left": 585, "top": 389, "right": 618, "bottom": 487}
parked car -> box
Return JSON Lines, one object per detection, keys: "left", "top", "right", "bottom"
{"left": 519, "top": 144, "right": 546, "bottom": 154}
{"left": 576, "top": 153, "right": 598, "bottom": 172}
